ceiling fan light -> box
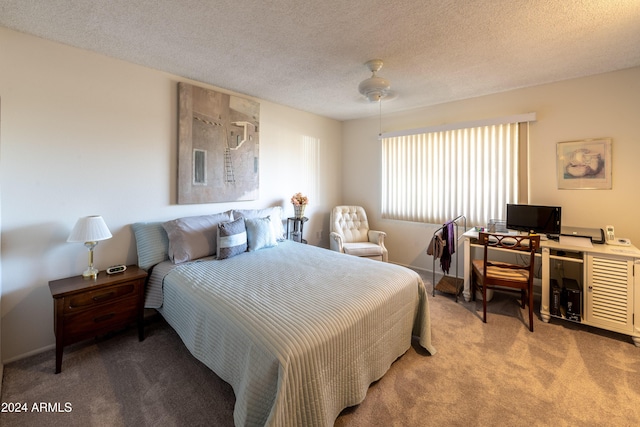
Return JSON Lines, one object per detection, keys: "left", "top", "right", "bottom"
{"left": 358, "top": 76, "right": 391, "bottom": 101}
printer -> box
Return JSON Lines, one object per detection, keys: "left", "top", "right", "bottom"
{"left": 560, "top": 226, "right": 605, "bottom": 244}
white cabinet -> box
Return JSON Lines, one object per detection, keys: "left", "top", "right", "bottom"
{"left": 585, "top": 254, "right": 634, "bottom": 335}
{"left": 539, "top": 242, "right": 640, "bottom": 346}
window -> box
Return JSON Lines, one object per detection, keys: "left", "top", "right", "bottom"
{"left": 381, "top": 113, "right": 535, "bottom": 226}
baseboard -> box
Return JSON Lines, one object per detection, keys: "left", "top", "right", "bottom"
{"left": 391, "top": 262, "right": 460, "bottom": 279}
{"left": 2, "top": 344, "right": 55, "bottom": 365}
{"left": 398, "top": 262, "right": 543, "bottom": 302}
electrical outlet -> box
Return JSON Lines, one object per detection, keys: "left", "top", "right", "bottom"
{"left": 316, "top": 230, "right": 323, "bottom": 239}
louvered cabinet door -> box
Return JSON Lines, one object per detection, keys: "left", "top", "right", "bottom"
{"left": 585, "top": 254, "right": 634, "bottom": 335}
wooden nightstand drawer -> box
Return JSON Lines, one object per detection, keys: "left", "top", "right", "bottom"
{"left": 63, "top": 297, "right": 139, "bottom": 343}
{"left": 49, "top": 266, "right": 147, "bottom": 373}
{"left": 65, "top": 281, "right": 140, "bottom": 312}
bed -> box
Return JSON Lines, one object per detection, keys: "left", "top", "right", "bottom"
{"left": 132, "top": 208, "right": 436, "bottom": 426}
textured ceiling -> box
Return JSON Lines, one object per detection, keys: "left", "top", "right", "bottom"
{"left": 2, "top": 0, "right": 640, "bottom": 121}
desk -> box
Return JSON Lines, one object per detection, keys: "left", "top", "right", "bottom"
{"left": 462, "top": 230, "right": 640, "bottom": 345}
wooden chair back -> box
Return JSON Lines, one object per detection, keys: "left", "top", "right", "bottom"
{"left": 479, "top": 232, "right": 540, "bottom": 286}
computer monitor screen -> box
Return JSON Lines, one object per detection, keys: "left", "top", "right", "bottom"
{"left": 506, "top": 204, "right": 562, "bottom": 235}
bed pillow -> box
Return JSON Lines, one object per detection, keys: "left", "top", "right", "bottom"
{"left": 131, "top": 222, "right": 169, "bottom": 270}
{"left": 245, "top": 216, "right": 278, "bottom": 252}
{"left": 233, "top": 207, "right": 285, "bottom": 241}
{"left": 217, "top": 217, "right": 248, "bottom": 260}
{"left": 163, "top": 211, "right": 233, "bottom": 263}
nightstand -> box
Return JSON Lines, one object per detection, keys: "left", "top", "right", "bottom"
{"left": 48, "top": 265, "right": 147, "bottom": 374}
{"left": 286, "top": 216, "right": 308, "bottom": 243}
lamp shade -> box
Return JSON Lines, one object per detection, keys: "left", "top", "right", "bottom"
{"left": 67, "top": 215, "right": 112, "bottom": 243}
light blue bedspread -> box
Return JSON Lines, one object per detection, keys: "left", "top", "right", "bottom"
{"left": 149, "top": 241, "right": 435, "bottom": 426}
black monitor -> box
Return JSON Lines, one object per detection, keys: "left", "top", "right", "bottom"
{"left": 506, "top": 204, "right": 562, "bottom": 235}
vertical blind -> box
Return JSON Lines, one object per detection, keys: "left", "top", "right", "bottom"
{"left": 382, "top": 119, "right": 530, "bottom": 226}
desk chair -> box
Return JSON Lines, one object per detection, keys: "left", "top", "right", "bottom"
{"left": 472, "top": 232, "right": 540, "bottom": 331}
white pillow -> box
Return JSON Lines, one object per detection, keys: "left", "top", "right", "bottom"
{"left": 245, "top": 216, "right": 278, "bottom": 252}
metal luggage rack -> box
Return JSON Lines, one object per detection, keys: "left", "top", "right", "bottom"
{"left": 431, "top": 214, "right": 466, "bottom": 302}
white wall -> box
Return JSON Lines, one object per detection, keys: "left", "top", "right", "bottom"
{"left": 0, "top": 27, "right": 342, "bottom": 362}
{"left": 343, "top": 67, "right": 640, "bottom": 273}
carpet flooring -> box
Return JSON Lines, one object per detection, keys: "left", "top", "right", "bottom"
{"left": 2, "top": 288, "right": 639, "bottom": 426}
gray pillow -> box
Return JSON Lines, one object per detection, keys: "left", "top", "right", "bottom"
{"left": 163, "top": 211, "right": 233, "bottom": 263}
{"left": 245, "top": 216, "right": 278, "bottom": 252}
{"left": 217, "top": 217, "right": 248, "bottom": 260}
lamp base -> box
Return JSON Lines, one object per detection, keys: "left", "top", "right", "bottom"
{"left": 82, "top": 266, "right": 99, "bottom": 280}
{"left": 83, "top": 241, "right": 99, "bottom": 279}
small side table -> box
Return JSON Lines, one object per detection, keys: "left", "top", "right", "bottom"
{"left": 286, "top": 216, "right": 308, "bottom": 243}
{"left": 48, "top": 265, "right": 147, "bottom": 374}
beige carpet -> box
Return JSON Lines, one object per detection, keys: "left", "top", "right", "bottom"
{"left": 2, "top": 289, "right": 639, "bottom": 426}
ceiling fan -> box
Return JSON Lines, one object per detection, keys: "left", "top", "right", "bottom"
{"left": 358, "top": 59, "right": 392, "bottom": 102}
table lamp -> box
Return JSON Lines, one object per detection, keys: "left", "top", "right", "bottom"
{"left": 67, "top": 215, "right": 112, "bottom": 279}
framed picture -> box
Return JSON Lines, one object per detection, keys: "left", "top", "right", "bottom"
{"left": 177, "top": 82, "right": 260, "bottom": 204}
{"left": 556, "top": 138, "right": 612, "bottom": 190}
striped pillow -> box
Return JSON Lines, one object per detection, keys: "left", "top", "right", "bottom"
{"left": 217, "top": 217, "right": 248, "bottom": 260}
{"left": 131, "top": 222, "right": 169, "bottom": 270}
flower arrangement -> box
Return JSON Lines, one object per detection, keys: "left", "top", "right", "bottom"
{"left": 290, "top": 192, "right": 308, "bottom": 206}
{"left": 291, "top": 192, "right": 308, "bottom": 218}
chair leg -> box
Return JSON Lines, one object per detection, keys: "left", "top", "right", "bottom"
{"left": 482, "top": 285, "right": 487, "bottom": 323}
{"left": 528, "top": 288, "right": 534, "bottom": 332}
{"left": 472, "top": 271, "right": 487, "bottom": 323}
{"left": 471, "top": 272, "right": 476, "bottom": 302}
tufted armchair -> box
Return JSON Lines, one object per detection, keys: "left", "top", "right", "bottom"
{"left": 329, "top": 206, "right": 388, "bottom": 262}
